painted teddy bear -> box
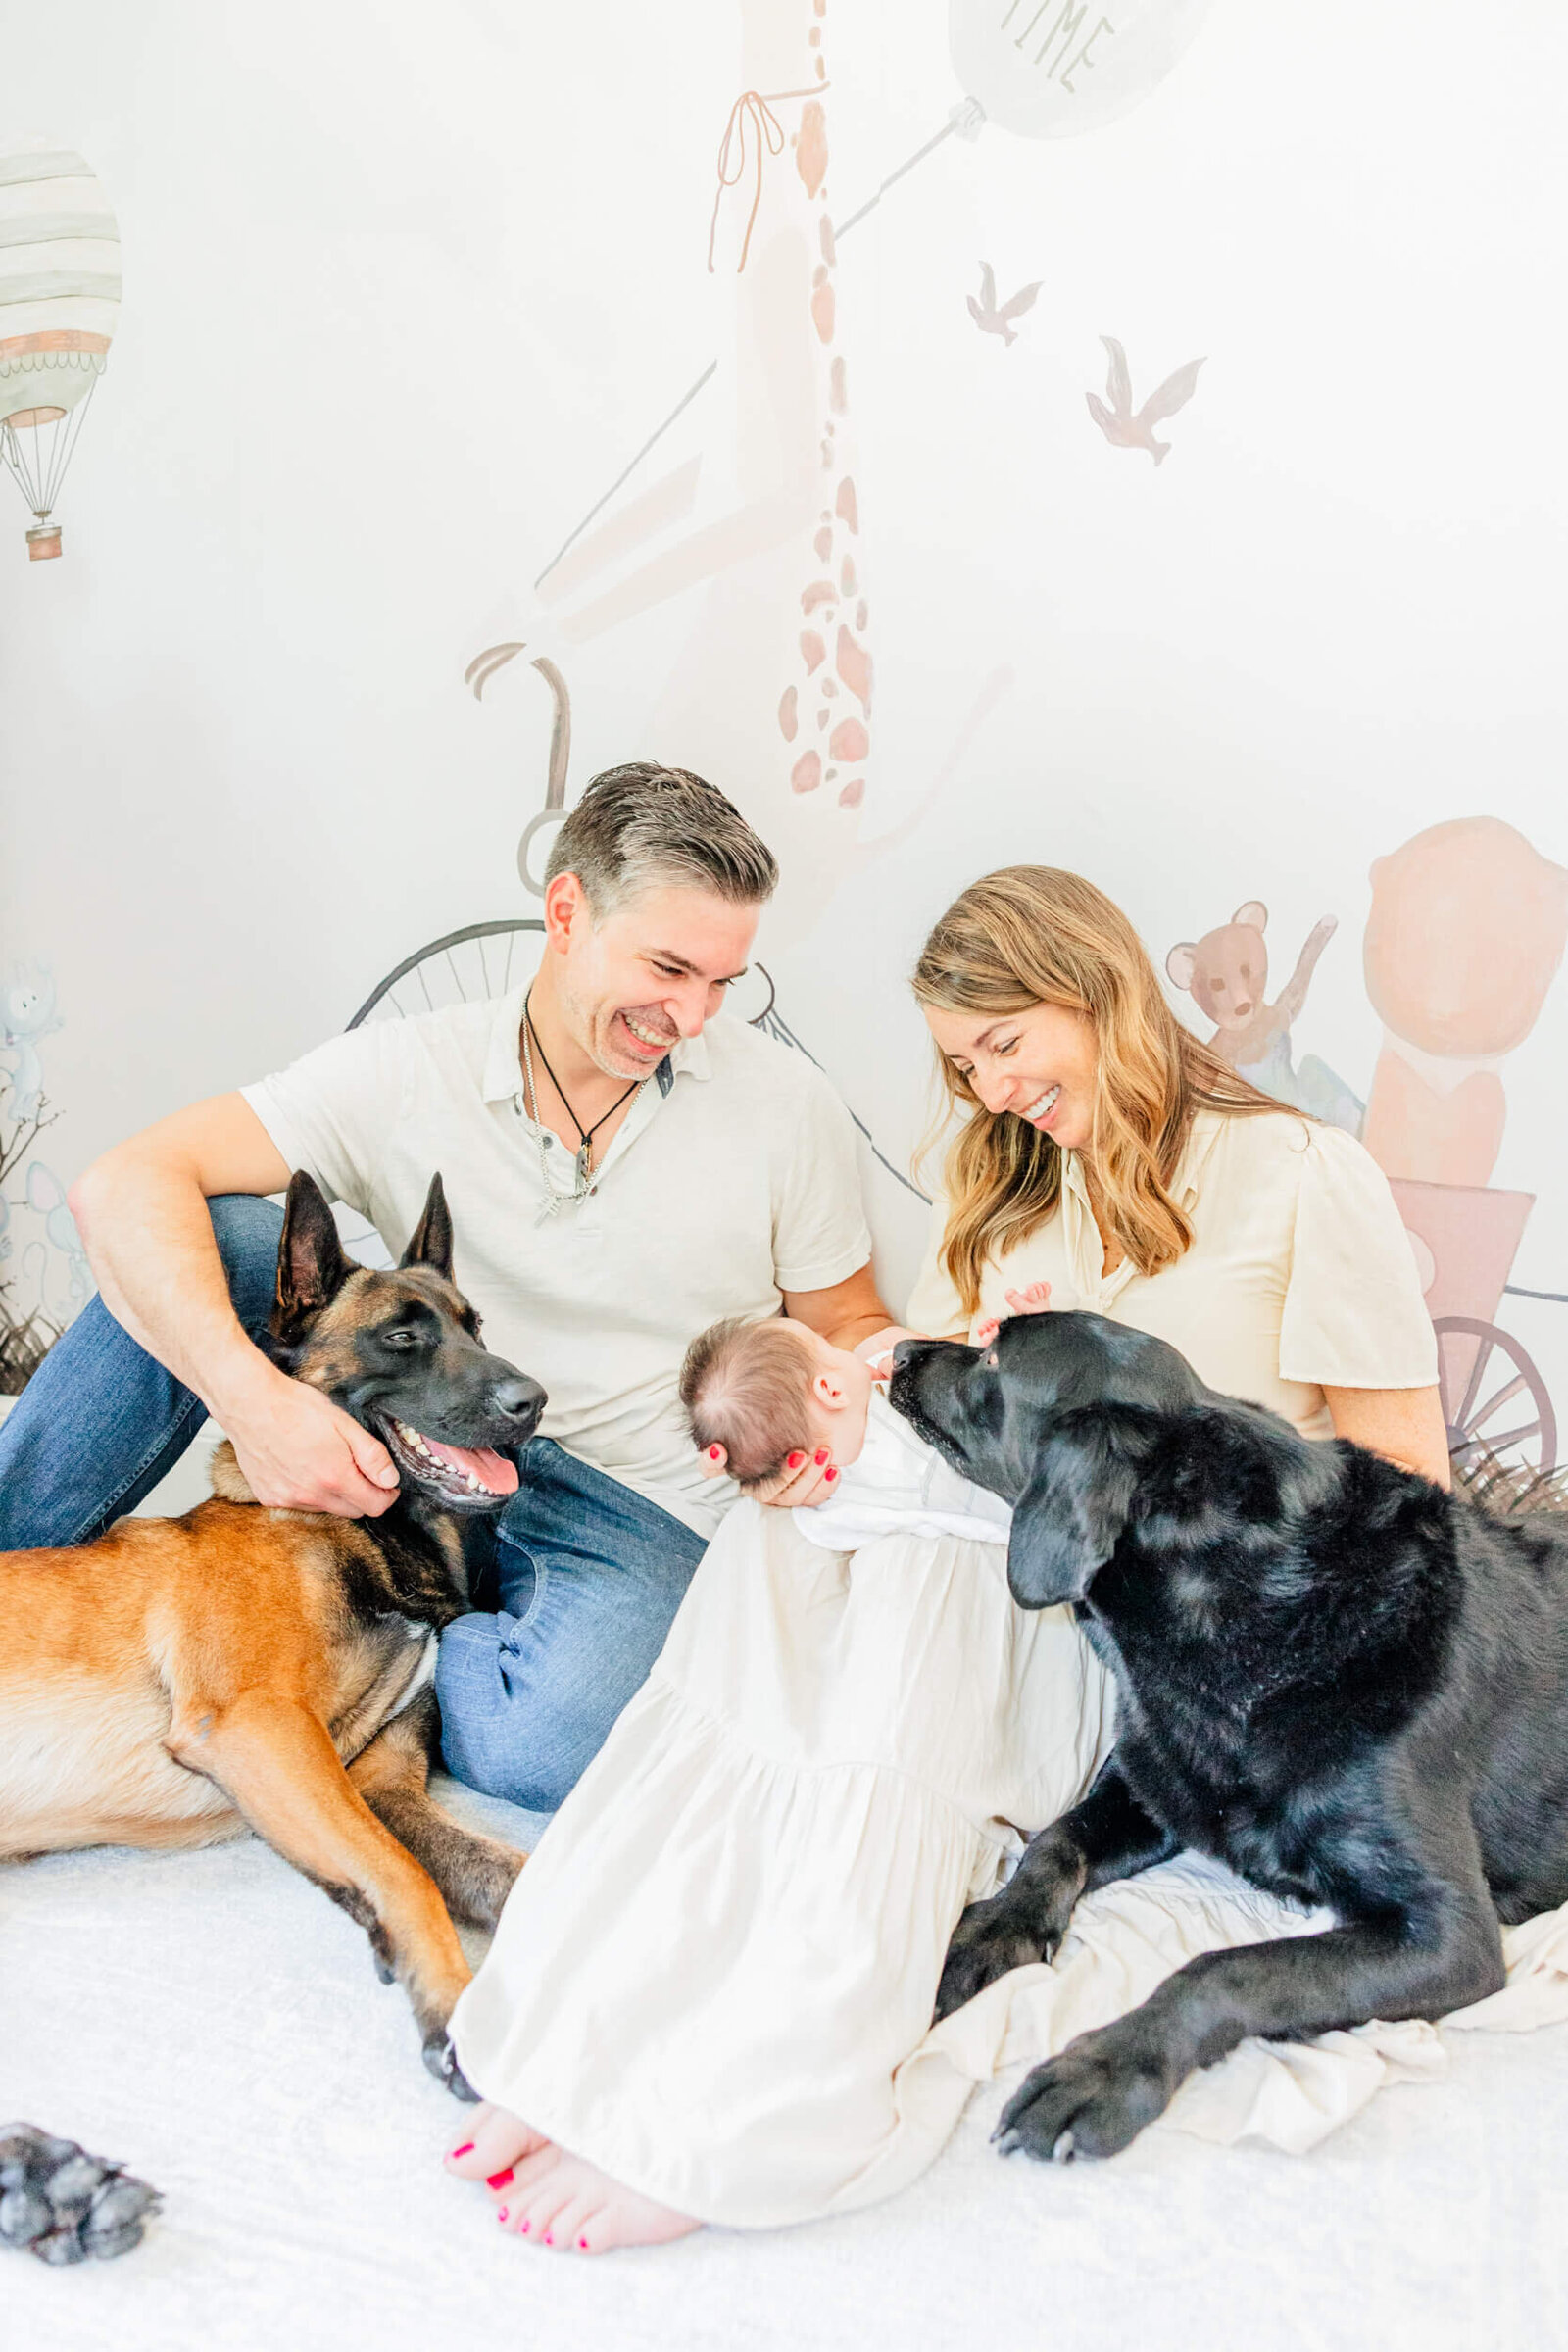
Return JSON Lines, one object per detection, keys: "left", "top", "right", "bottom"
{"left": 1165, "top": 903, "right": 1361, "bottom": 1131}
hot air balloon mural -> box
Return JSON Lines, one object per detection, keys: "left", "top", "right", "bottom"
{"left": 0, "top": 137, "right": 121, "bottom": 561}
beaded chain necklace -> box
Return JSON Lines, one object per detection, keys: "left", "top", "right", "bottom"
{"left": 520, "top": 994, "right": 651, "bottom": 1223}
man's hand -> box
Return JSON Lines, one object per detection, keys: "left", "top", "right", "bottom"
{"left": 224, "top": 1369, "right": 401, "bottom": 1516}
{"left": 974, "top": 1281, "right": 1053, "bottom": 1348}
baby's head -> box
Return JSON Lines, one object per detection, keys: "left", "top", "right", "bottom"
{"left": 678, "top": 1315, "right": 874, "bottom": 1491}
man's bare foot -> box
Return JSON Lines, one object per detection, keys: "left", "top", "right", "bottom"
{"left": 493, "top": 2143, "right": 700, "bottom": 2255}
{"left": 443, "top": 2100, "right": 550, "bottom": 2185}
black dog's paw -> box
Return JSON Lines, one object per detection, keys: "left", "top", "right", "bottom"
{"left": 992, "top": 2032, "right": 1173, "bottom": 2165}
{"left": 0, "top": 2125, "right": 161, "bottom": 2263}
{"left": 422, "top": 2035, "right": 480, "bottom": 2102}
{"left": 934, "top": 1894, "right": 1064, "bottom": 2022}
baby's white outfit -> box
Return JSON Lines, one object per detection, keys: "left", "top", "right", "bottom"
{"left": 449, "top": 1394, "right": 1112, "bottom": 2228}
{"left": 794, "top": 1387, "right": 1013, "bottom": 1550}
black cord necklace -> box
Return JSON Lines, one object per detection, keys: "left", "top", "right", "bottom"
{"left": 521, "top": 994, "right": 642, "bottom": 1192}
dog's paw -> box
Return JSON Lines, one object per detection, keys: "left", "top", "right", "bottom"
{"left": 422, "top": 2034, "right": 480, "bottom": 2101}
{"left": 934, "top": 1897, "right": 1062, "bottom": 2021}
{"left": 992, "top": 2032, "right": 1173, "bottom": 2165}
{"left": 0, "top": 2125, "right": 161, "bottom": 2263}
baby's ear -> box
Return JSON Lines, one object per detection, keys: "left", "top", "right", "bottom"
{"left": 812, "top": 1368, "right": 845, "bottom": 1407}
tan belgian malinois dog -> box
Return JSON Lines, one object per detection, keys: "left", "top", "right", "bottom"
{"left": 0, "top": 1170, "right": 544, "bottom": 2094}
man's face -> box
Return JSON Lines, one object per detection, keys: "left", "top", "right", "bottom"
{"left": 551, "top": 877, "right": 761, "bottom": 1078}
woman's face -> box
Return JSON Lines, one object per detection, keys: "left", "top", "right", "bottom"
{"left": 922, "top": 1000, "right": 1100, "bottom": 1152}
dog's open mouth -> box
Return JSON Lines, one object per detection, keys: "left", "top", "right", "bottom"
{"left": 380, "top": 1417, "right": 520, "bottom": 1505}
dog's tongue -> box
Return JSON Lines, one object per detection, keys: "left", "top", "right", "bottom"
{"left": 424, "top": 1437, "right": 519, "bottom": 1495}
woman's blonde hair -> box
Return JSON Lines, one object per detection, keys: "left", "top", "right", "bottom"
{"left": 911, "top": 866, "right": 1287, "bottom": 1318}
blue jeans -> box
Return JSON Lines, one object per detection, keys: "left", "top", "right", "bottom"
{"left": 0, "top": 1195, "right": 708, "bottom": 1812}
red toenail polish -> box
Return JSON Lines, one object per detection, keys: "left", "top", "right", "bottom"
{"left": 544, "top": 2232, "right": 554, "bottom": 2246}
{"left": 497, "top": 2208, "right": 509, "bottom": 2223}
{"left": 578, "top": 2236, "right": 589, "bottom": 2251}
{"left": 487, "top": 2168, "right": 514, "bottom": 2190}
{"left": 450, "top": 2141, "right": 474, "bottom": 2159}
{"left": 520, "top": 2220, "right": 530, "bottom": 2234}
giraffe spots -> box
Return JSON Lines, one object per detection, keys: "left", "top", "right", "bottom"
{"left": 791, "top": 750, "right": 822, "bottom": 794}
{"left": 797, "top": 100, "right": 828, "bottom": 199}
{"left": 801, "top": 580, "right": 835, "bottom": 615}
{"left": 820, "top": 216, "right": 837, "bottom": 267}
{"left": 825, "top": 766, "right": 838, "bottom": 782}
{"left": 838, "top": 778, "right": 865, "bottom": 808}
{"left": 820, "top": 439, "right": 833, "bottom": 466}
{"left": 841, "top": 554, "right": 858, "bottom": 596}
{"left": 829, "top": 716, "right": 868, "bottom": 762}
{"left": 800, "top": 629, "right": 826, "bottom": 673}
{"left": 835, "top": 623, "right": 871, "bottom": 713}
{"left": 778, "top": 685, "right": 798, "bottom": 743}
{"left": 836, "top": 475, "right": 859, "bottom": 533}
{"left": 830, "top": 356, "right": 847, "bottom": 413}
{"left": 816, "top": 707, "right": 830, "bottom": 729}
{"left": 857, "top": 598, "right": 868, "bottom": 631}
{"left": 808, "top": 23, "right": 820, "bottom": 42}
{"left": 811, "top": 281, "right": 836, "bottom": 344}
{"left": 822, "top": 675, "right": 838, "bottom": 696}
{"left": 813, "top": 526, "right": 833, "bottom": 562}
{"left": 815, "top": 56, "right": 825, "bottom": 78}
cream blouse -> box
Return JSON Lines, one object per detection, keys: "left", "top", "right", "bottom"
{"left": 905, "top": 1110, "right": 1438, "bottom": 1441}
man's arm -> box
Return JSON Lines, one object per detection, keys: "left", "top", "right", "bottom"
{"left": 782, "top": 1261, "right": 895, "bottom": 1356}
{"left": 69, "top": 1094, "right": 399, "bottom": 1515}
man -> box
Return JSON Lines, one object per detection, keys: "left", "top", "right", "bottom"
{"left": 0, "top": 763, "right": 898, "bottom": 1809}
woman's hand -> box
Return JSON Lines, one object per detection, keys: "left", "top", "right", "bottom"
{"left": 697, "top": 1439, "right": 842, "bottom": 1508}
{"left": 755, "top": 1447, "right": 841, "bottom": 1509}
{"left": 974, "top": 1281, "right": 1053, "bottom": 1348}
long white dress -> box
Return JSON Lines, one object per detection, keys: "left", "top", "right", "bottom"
{"left": 448, "top": 1396, "right": 1114, "bottom": 2228}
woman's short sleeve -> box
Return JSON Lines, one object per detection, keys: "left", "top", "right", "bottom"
{"left": 1277, "top": 1126, "right": 1438, "bottom": 1390}
{"left": 905, "top": 1194, "right": 970, "bottom": 1338}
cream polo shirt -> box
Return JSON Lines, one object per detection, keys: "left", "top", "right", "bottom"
{"left": 906, "top": 1110, "right": 1438, "bottom": 1441}
{"left": 241, "top": 991, "right": 872, "bottom": 1536}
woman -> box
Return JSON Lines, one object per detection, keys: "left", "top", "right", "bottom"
{"left": 440, "top": 864, "right": 1443, "bottom": 2254}
{"left": 903, "top": 866, "right": 1445, "bottom": 1479}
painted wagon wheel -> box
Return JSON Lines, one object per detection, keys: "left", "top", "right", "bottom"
{"left": 1433, "top": 1315, "right": 1558, "bottom": 1474}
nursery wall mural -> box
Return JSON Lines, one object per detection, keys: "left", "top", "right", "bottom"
{"left": 0, "top": 135, "right": 120, "bottom": 561}
{"left": 2, "top": 2, "right": 1564, "bottom": 1494}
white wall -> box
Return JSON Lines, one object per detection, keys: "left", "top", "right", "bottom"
{"left": 3, "top": 1, "right": 1566, "bottom": 1410}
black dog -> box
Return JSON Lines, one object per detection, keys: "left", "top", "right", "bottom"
{"left": 888, "top": 1312, "right": 1568, "bottom": 2164}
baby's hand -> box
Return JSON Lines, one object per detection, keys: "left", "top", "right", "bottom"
{"left": 856, "top": 1324, "right": 925, "bottom": 1383}
{"left": 974, "top": 1282, "right": 1053, "bottom": 1348}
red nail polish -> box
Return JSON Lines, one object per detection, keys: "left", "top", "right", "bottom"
{"left": 709, "top": 1446, "right": 722, "bottom": 1459}
{"left": 787, "top": 1452, "right": 805, "bottom": 1469}
{"left": 813, "top": 1448, "right": 828, "bottom": 1465}
{"left": 520, "top": 2219, "right": 530, "bottom": 2234}
{"left": 497, "top": 2208, "right": 509, "bottom": 2223}
{"left": 544, "top": 2232, "right": 554, "bottom": 2246}
{"left": 449, "top": 2141, "right": 474, "bottom": 2159}
{"left": 825, "top": 1466, "right": 838, "bottom": 1481}
{"left": 578, "top": 2236, "right": 589, "bottom": 2251}
{"left": 487, "top": 2167, "right": 514, "bottom": 2190}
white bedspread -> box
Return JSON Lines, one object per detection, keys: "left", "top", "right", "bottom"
{"left": 5, "top": 1783, "right": 1567, "bottom": 2352}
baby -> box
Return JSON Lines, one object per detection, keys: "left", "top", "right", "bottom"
{"left": 678, "top": 1283, "right": 1054, "bottom": 1551}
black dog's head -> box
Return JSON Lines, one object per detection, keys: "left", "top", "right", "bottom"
{"left": 267, "top": 1171, "right": 546, "bottom": 1515}
{"left": 888, "top": 1311, "right": 1208, "bottom": 1610}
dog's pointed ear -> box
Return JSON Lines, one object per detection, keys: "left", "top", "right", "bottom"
{"left": 275, "top": 1172, "right": 353, "bottom": 1329}
{"left": 1007, "top": 1409, "right": 1141, "bottom": 1610}
{"left": 400, "top": 1171, "right": 454, "bottom": 1281}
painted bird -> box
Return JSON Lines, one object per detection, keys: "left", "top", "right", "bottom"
{"left": 967, "top": 262, "right": 1041, "bottom": 347}
{"left": 1086, "top": 337, "right": 1204, "bottom": 466}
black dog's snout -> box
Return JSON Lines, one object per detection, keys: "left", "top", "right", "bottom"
{"left": 493, "top": 1375, "right": 547, "bottom": 1430}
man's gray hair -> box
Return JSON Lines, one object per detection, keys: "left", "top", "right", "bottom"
{"left": 545, "top": 760, "right": 779, "bottom": 916}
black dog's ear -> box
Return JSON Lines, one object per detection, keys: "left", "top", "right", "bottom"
{"left": 1007, "top": 1409, "right": 1141, "bottom": 1610}
{"left": 275, "top": 1172, "right": 354, "bottom": 1329}
{"left": 400, "top": 1172, "right": 455, "bottom": 1281}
